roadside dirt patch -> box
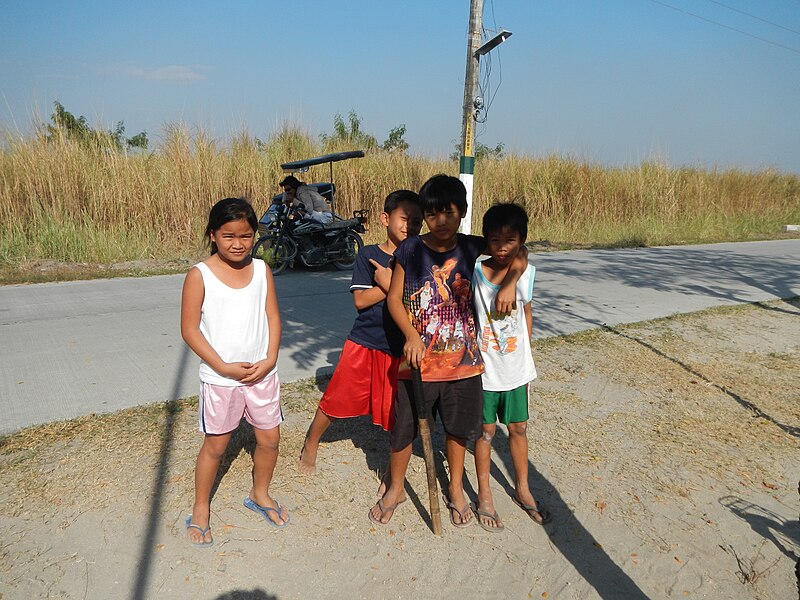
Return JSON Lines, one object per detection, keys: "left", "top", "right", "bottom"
{"left": 1, "top": 300, "right": 798, "bottom": 599}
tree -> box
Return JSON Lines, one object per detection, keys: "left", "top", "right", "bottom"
{"left": 320, "top": 110, "right": 377, "bottom": 150}
{"left": 382, "top": 124, "right": 409, "bottom": 153}
{"left": 450, "top": 139, "right": 505, "bottom": 161}
{"left": 45, "top": 101, "right": 148, "bottom": 150}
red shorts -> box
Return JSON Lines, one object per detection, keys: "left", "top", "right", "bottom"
{"left": 319, "top": 340, "right": 400, "bottom": 431}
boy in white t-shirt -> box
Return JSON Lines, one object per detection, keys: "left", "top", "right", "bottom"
{"left": 472, "top": 203, "right": 550, "bottom": 532}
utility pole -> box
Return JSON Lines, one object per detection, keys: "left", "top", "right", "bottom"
{"left": 459, "top": 0, "right": 483, "bottom": 234}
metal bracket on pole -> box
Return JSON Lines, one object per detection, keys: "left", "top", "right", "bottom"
{"left": 475, "top": 29, "right": 512, "bottom": 57}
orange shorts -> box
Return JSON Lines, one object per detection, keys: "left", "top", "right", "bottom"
{"left": 319, "top": 340, "right": 399, "bottom": 431}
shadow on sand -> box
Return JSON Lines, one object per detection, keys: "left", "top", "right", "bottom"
{"left": 130, "top": 345, "right": 189, "bottom": 600}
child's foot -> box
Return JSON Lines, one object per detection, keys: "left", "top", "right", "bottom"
{"left": 376, "top": 470, "right": 390, "bottom": 498}
{"left": 245, "top": 493, "right": 289, "bottom": 527}
{"left": 369, "top": 490, "right": 407, "bottom": 525}
{"left": 186, "top": 506, "right": 213, "bottom": 545}
{"left": 442, "top": 493, "right": 473, "bottom": 528}
{"left": 473, "top": 492, "right": 503, "bottom": 532}
{"left": 512, "top": 489, "right": 551, "bottom": 525}
{"left": 298, "top": 442, "right": 318, "bottom": 476}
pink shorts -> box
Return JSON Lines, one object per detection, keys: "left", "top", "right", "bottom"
{"left": 199, "top": 371, "right": 282, "bottom": 434}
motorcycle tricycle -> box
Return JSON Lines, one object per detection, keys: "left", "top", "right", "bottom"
{"left": 253, "top": 150, "right": 368, "bottom": 275}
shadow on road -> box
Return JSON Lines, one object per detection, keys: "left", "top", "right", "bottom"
{"left": 531, "top": 245, "right": 799, "bottom": 338}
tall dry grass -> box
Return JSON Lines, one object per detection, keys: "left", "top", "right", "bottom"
{"left": 1, "top": 125, "right": 798, "bottom": 265}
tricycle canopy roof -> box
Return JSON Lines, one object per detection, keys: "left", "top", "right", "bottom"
{"left": 281, "top": 150, "right": 365, "bottom": 173}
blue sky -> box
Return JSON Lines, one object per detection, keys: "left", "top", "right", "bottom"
{"left": 2, "top": 0, "right": 799, "bottom": 173}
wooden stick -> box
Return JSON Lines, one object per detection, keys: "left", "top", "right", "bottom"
{"left": 411, "top": 367, "right": 442, "bottom": 535}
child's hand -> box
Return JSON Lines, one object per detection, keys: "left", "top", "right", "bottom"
{"left": 369, "top": 258, "right": 393, "bottom": 293}
{"left": 221, "top": 362, "right": 258, "bottom": 381}
{"left": 404, "top": 334, "right": 426, "bottom": 369}
{"left": 239, "top": 358, "right": 275, "bottom": 383}
{"left": 495, "top": 283, "right": 518, "bottom": 316}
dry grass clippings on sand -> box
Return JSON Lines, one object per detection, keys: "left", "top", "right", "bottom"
{"left": 1, "top": 299, "right": 798, "bottom": 599}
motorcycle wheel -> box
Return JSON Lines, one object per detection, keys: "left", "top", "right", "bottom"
{"left": 332, "top": 230, "right": 363, "bottom": 271}
{"left": 252, "top": 235, "right": 295, "bottom": 275}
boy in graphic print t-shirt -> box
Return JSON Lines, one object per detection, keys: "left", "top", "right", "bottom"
{"left": 369, "top": 174, "right": 528, "bottom": 529}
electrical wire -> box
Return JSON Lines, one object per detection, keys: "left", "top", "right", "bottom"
{"left": 648, "top": 0, "right": 800, "bottom": 54}
{"left": 475, "top": 0, "right": 506, "bottom": 126}
{"left": 703, "top": 0, "right": 800, "bottom": 36}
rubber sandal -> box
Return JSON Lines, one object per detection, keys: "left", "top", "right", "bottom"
{"left": 243, "top": 497, "right": 290, "bottom": 528}
{"left": 185, "top": 514, "right": 214, "bottom": 547}
{"left": 442, "top": 494, "right": 473, "bottom": 528}
{"left": 512, "top": 494, "right": 551, "bottom": 525}
{"left": 472, "top": 502, "right": 504, "bottom": 533}
{"left": 368, "top": 496, "right": 406, "bottom": 525}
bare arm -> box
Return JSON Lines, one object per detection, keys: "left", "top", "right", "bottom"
{"left": 387, "top": 262, "right": 425, "bottom": 369}
{"left": 495, "top": 245, "right": 529, "bottom": 315}
{"left": 524, "top": 301, "right": 533, "bottom": 339}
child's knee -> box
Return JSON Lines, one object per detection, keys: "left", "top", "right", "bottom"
{"left": 478, "top": 424, "right": 497, "bottom": 444}
{"left": 255, "top": 430, "right": 280, "bottom": 451}
{"left": 256, "top": 439, "right": 279, "bottom": 452}
{"left": 508, "top": 422, "right": 528, "bottom": 437}
{"left": 200, "top": 443, "right": 227, "bottom": 461}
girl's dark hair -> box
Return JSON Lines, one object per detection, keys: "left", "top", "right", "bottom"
{"left": 383, "top": 189, "right": 420, "bottom": 213}
{"left": 482, "top": 202, "right": 528, "bottom": 241}
{"left": 205, "top": 197, "right": 258, "bottom": 255}
{"left": 418, "top": 174, "right": 467, "bottom": 215}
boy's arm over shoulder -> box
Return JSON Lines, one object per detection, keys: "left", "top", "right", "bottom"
{"left": 496, "top": 244, "right": 529, "bottom": 315}
{"left": 465, "top": 233, "right": 487, "bottom": 259}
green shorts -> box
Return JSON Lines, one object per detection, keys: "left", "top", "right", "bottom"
{"left": 482, "top": 384, "right": 529, "bottom": 425}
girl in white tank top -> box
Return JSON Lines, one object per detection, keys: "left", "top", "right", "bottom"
{"left": 180, "top": 198, "right": 288, "bottom": 546}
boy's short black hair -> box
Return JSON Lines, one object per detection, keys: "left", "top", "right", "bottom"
{"left": 482, "top": 202, "right": 528, "bottom": 241}
{"left": 384, "top": 189, "right": 420, "bottom": 213}
{"left": 419, "top": 174, "right": 467, "bottom": 215}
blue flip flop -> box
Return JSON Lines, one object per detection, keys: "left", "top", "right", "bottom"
{"left": 243, "top": 497, "right": 290, "bottom": 528}
{"left": 185, "top": 514, "right": 214, "bottom": 547}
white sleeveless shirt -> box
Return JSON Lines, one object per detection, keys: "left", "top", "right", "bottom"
{"left": 473, "top": 259, "right": 537, "bottom": 392}
{"left": 195, "top": 258, "right": 273, "bottom": 386}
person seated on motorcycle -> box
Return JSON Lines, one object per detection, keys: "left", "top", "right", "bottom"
{"left": 280, "top": 175, "right": 334, "bottom": 224}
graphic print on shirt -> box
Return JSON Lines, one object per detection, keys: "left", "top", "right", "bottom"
{"left": 479, "top": 307, "right": 519, "bottom": 355}
{"left": 400, "top": 256, "right": 483, "bottom": 380}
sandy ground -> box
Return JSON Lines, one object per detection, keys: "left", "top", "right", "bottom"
{"left": 1, "top": 299, "right": 798, "bottom": 600}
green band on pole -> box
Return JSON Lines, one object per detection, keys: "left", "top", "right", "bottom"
{"left": 459, "top": 156, "right": 475, "bottom": 174}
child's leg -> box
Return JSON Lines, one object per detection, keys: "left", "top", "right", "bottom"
{"left": 508, "top": 421, "right": 531, "bottom": 499}
{"left": 508, "top": 421, "right": 546, "bottom": 521}
{"left": 250, "top": 425, "right": 288, "bottom": 525}
{"left": 369, "top": 443, "right": 411, "bottom": 524}
{"left": 445, "top": 434, "right": 473, "bottom": 525}
{"left": 474, "top": 423, "right": 502, "bottom": 529}
{"left": 299, "top": 407, "right": 334, "bottom": 475}
{"left": 191, "top": 432, "right": 232, "bottom": 543}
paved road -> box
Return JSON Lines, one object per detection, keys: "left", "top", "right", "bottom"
{"left": 1, "top": 239, "right": 797, "bottom": 434}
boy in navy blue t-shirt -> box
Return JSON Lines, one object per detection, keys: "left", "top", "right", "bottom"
{"left": 299, "top": 190, "right": 423, "bottom": 475}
